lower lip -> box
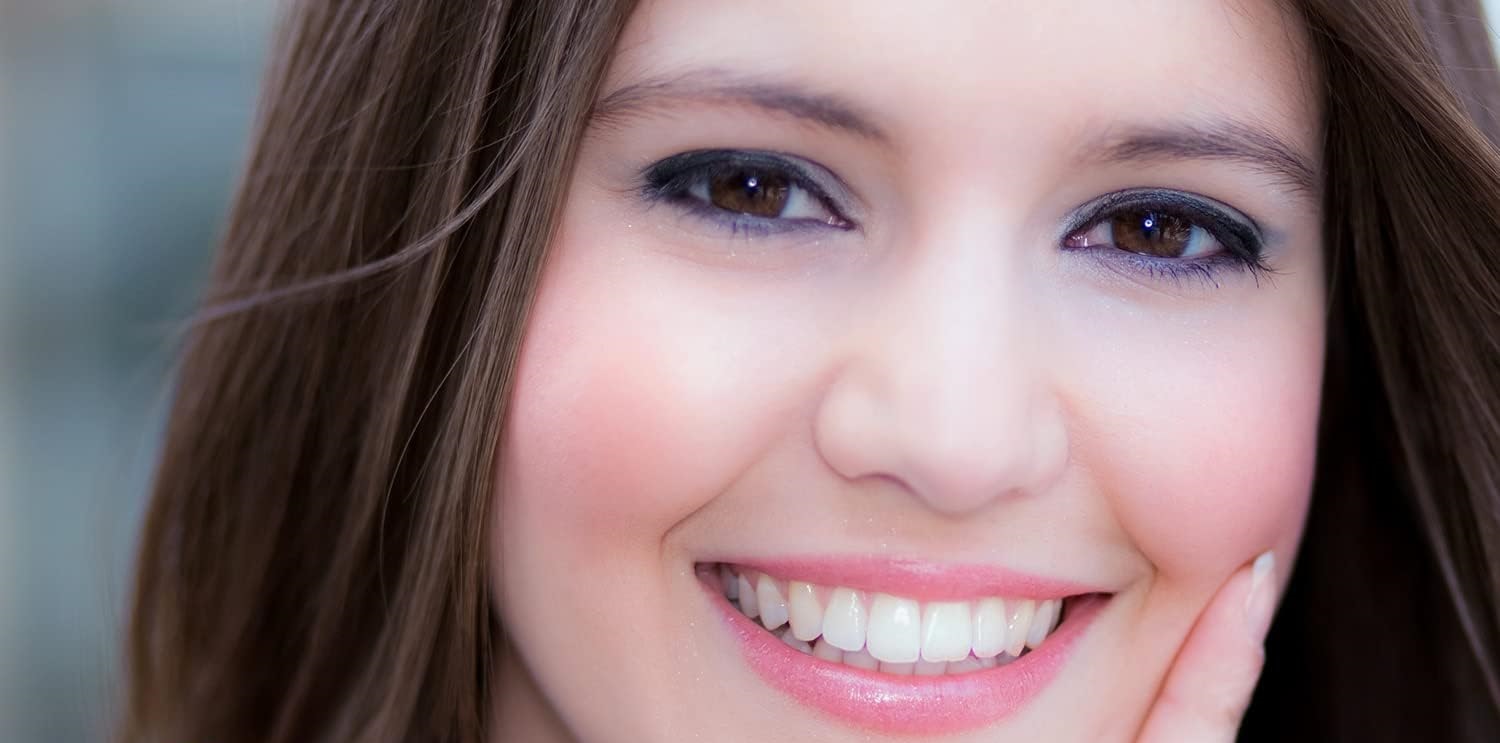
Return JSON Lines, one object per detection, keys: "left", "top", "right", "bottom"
{"left": 700, "top": 576, "right": 1108, "bottom": 736}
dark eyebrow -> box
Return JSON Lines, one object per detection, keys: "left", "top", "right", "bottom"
{"left": 591, "top": 69, "right": 888, "bottom": 141}
{"left": 1085, "top": 121, "right": 1321, "bottom": 199}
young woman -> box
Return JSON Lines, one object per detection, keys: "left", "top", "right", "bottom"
{"left": 120, "top": 0, "right": 1500, "bottom": 741}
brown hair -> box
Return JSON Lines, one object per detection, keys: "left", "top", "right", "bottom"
{"left": 1246, "top": 1, "right": 1500, "bottom": 739}
{"left": 120, "top": 1, "right": 1500, "bottom": 741}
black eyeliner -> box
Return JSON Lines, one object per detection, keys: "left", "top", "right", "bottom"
{"left": 639, "top": 149, "right": 855, "bottom": 233}
{"left": 1061, "top": 188, "right": 1275, "bottom": 288}
{"left": 1066, "top": 189, "right": 1265, "bottom": 259}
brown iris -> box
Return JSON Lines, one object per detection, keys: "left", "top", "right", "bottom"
{"left": 708, "top": 168, "right": 791, "bottom": 218}
{"left": 1111, "top": 209, "right": 1194, "bottom": 258}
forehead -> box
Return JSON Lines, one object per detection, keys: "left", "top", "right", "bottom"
{"left": 604, "top": 0, "right": 1320, "bottom": 165}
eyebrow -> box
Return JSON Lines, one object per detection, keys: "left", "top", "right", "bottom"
{"left": 593, "top": 70, "right": 1320, "bottom": 198}
{"left": 592, "top": 69, "right": 889, "bottom": 141}
{"left": 1084, "top": 121, "right": 1321, "bottom": 198}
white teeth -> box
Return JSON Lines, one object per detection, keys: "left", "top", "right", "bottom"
{"left": 948, "top": 656, "right": 985, "bottom": 674}
{"left": 756, "top": 575, "right": 789, "bottom": 631}
{"left": 821, "top": 588, "right": 869, "bottom": 652}
{"left": 812, "top": 637, "right": 845, "bottom": 663}
{"left": 737, "top": 575, "right": 759, "bottom": 619}
{"left": 971, "top": 597, "right": 1008, "bottom": 659}
{"left": 842, "top": 646, "right": 880, "bottom": 671}
{"left": 787, "top": 581, "right": 824, "bottom": 642}
{"left": 914, "top": 659, "right": 947, "bottom": 676}
{"left": 720, "top": 565, "right": 737, "bottom": 599}
{"left": 1027, "top": 599, "right": 1059, "bottom": 649}
{"left": 781, "top": 630, "right": 812, "bottom": 654}
{"left": 717, "top": 565, "right": 1072, "bottom": 673}
{"left": 1005, "top": 599, "right": 1036, "bottom": 657}
{"left": 921, "top": 601, "right": 973, "bottom": 663}
{"left": 866, "top": 594, "right": 921, "bottom": 663}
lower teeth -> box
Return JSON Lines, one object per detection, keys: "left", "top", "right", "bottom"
{"left": 774, "top": 625, "right": 1026, "bottom": 674}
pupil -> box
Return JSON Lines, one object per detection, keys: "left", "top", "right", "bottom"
{"left": 709, "top": 169, "right": 790, "bottom": 218}
{"left": 1113, "top": 209, "right": 1191, "bottom": 257}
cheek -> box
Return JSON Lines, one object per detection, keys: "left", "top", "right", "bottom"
{"left": 1066, "top": 303, "right": 1324, "bottom": 584}
{"left": 1050, "top": 290, "right": 1323, "bottom": 730}
{"left": 1115, "top": 394, "right": 1317, "bottom": 578}
{"left": 499, "top": 279, "right": 699, "bottom": 566}
{"left": 501, "top": 368, "right": 722, "bottom": 571}
{"left": 496, "top": 231, "right": 802, "bottom": 569}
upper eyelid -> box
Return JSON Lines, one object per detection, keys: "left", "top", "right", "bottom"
{"left": 1066, "top": 189, "right": 1259, "bottom": 231}
{"left": 1061, "top": 189, "right": 1265, "bottom": 248}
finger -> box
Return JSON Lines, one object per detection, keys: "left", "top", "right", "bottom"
{"left": 1137, "top": 551, "right": 1277, "bottom": 743}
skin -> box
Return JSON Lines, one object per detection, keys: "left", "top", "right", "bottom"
{"left": 491, "top": 1, "right": 1325, "bottom": 740}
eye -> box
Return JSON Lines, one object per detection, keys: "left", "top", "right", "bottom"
{"left": 642, "top": 149, "right": 853, "bottom": 233}
{"left": 1060, "top": 189, "right": 1270, "bottom": 284}
{"left": 1063, "top": 209, "right": 1221, "bottom": 259}
{"left": 695, "top": 167, "right": 804, "bottom": 219}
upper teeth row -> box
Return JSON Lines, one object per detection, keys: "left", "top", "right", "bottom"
{"left": 720, "top": 565, "right": 1063, "bottom": 665}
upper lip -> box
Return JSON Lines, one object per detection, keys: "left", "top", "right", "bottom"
{"left": 714, "top": 555, "right": 1109, "bottom": 602}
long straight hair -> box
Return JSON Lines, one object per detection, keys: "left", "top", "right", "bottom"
{"left": 1245, "top": 1, "right": 1500, "bottom": 739}
{"left": 120, "top": 1, "right": 1500, "bottom": 741}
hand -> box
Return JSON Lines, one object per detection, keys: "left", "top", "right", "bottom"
{"left": 1137, "top": 552, "right": 1278, "bottom": 742}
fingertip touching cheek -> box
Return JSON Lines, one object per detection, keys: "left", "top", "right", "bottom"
{"left": 493, "top": 1, "right": 1324, "bottom": 740}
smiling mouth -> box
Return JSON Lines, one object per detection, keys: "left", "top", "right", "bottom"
{"left": 698, "top": 562, "right": 1070, "bottom": 675}
{"left": 695, "top": 558, "right": 1111, "bottom": 734}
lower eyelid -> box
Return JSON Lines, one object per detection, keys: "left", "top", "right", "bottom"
{"left": 1087, "top": 250, "right": 1241, "bottom": 290}
{"left": 657, "top": 198, "right": 806, "bottom": 238}
{"left": 658, "top": 182, "right": 851, "bottom": 236}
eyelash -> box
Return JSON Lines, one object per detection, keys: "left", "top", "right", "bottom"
{"left": 1062, "top": 189, "right": 1273, "bottom": 287}
{"left": 639, "top": 149, "right": 1271, "bottom": 286}
{"left": 641, "top": 149, "right": 855, "bottom": 237}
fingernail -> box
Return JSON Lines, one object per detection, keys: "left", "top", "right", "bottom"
{"left": 1244, "top": 551, "right": 1277, "bottom": 642}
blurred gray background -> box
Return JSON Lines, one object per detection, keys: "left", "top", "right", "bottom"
{"left": 1, "top": 1, "right": 272, "bottom": 740}
{"left": 2, "top": 2, "right": 1500, "bottom": 742}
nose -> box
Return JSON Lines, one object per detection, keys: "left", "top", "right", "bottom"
{"left": 812, "top": 229, "right": 1069, "bottom": 517}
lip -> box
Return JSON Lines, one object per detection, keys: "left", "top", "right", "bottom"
{"left": 728, "top": 555, "right": 1108, "bottom": 601}
{"left": 697, "top": 564, "right": 1109, "bottom": 736}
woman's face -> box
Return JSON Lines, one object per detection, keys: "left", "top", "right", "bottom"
{"left": 493, "top": 0, "right": 1324, "bottom": 740}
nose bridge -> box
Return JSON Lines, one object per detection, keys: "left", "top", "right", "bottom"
{"left": 813, "top": 220, "right": 1068, "bottom": 514}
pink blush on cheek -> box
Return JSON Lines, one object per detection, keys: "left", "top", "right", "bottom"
{"left": 1059, "top": 283, "right": 1326, "bottom": 582}
{"left": 1109, "top": 408, "right": 1318, "bottom": 582}
{"left": 497, "top": 259, "right": 783, "bottom": 557}
{"left": 497, "top": 204, "right": 834, "bottom": 556}
{"left": 500, "top": 345, "right": 703, "bottom": 548}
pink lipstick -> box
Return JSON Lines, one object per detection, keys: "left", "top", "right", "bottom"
{"left": 696, "top": 559, "right": 1109, "bottom": 736}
